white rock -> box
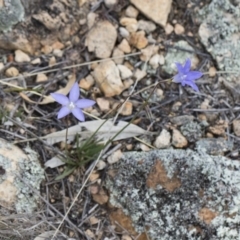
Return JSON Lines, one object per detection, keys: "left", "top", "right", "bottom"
{"left": 87, "top": 12, "right": 98, "bottom": 29}
{"left": 53, "top": 49, "right": 63, "bottom": 57}
{"left": 172, "top": 129, "right": 188, "bottom": 148}
{"left": 149, "top": 54, "right": 165, "bottom": 69}
{"left": 154, "top": 129, "right": 171, "bottom": 149}
{"left": 36, "top": 73, "right": 48, "bottom": 82}
{"left": 134, "top": 68, "right": 147, "bottom": 80}
{"left": 165, "top": 23, "right": 174, "bottom": 35}
{"left": 130, "top": 0, "right": 172, "bottom": 27}
{"left": 107, "top": 150, "right": 123, "bottom": 164}
{"left": 119, "top": 27, "right": 130, "bottom": 38}
{"left": 125, "top": 5, "right": 139, "bottom": 18}
{"left": 92, "top": 60, "right": 124, "bottom": 97}
{"left": 96, "top": 98, "right": 110, "bottom": 112}
{"left": 174, "top": 23, "right": 185, "bottom": 35}
{"left": 104, "top": 0, "right": 117, "bottom": 8}
{"left": 15, "top": 50, "right": 31, "bottom": 62}
{"left": 96, "top": 160, "right": 107, "bottom": 170}
{"left": 138, "top": 20, "right": 156, "bottom": 33}
{"left": 112, "top": 47, "right": 124, "bottom": 64}
{"left": 5, "top": 67, "right": 19, "bottom": 77}
{"left": 85, "top": 21, "right": 117, "bottom": 59}
{"left": 0, "top": 62, "right": 4, "bottom": 70}
{"left": 120, "top": 17, "right": 138, "bottom": 33}
{"left": 118, "top": 39, "right": 131, "bottom": 53}
{"left": 31, "top": 58, "right": 41, "bottom": 65}
{"left": 117, "top": 65, "right": 133, "bottom": 79}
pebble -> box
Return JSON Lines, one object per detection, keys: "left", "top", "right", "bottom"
{"left": 125, "top": 5, "right": 139, "bottom": 18}
{"left": 85, "top": 20, "right": 117, "bottom": 58}
{"left": 208, "top": 120, "right": 228, "bottom": 136}
{"left": 15, "top": 50, "right": 31, "bottom": 62}
{"left": 233, "top": 119, "right": 240, "bottom": 137}
{"left": 51, "top": 41, "right": 64, "bottom": 50}
{"left": 123, "top": 79, "right": 134, "bottom": 89}
{"left": 53, "top": 49, "right": 63, "bottom": 57}
{"left": 209, "top": 66, "right": 217, "bottom": 77}
{"left": 41, "top": 45, "right": 52, "bottom": 54}
{"left": 117, "top": 65, "right": 133, "bottom": 79}
{"left": 170, "top": 115, "right": 194, "bottom": 126}
{"left": 174, "top": 23, "right": 185, "bottom": 35}
{"left": 134, "top": 68, "right": 147, "bottom": 80}
{"left": 130, "top": 0, "right": 172, "bottom": 27}
{"left": 96, "top": 98, "right": 110, "bottom": 112}
{"left": 149, "top": 54, "right": 164, "bottom": 69}
{"left": 96, "top": 160, "right": 107, "bottom": 170}
{"left": 87, "top": 12, "right": 98, "bottom": 29}
{"left": 104, "top": 0, "right": 117, "bottom": 8}
{"left": 138, "top": 20, "right": 156, "bottom": 33}
{"left": 107, "top": 150, "right": 123, "bottom": 164}
{"left": 172, "top": 129, "right": 188, "bottom": 148}
{"left": 118, "top": 39, "right": 131, "bottom": 53}
{"left": 119, "top": 27, "right": 130, "bottom": 38}
{"left": 31, "top": 58, "right": 41, "bottom": 65}
{"left": 36, "top": 73, "right": 48, "bottom": 82}
{"left": 79, "top": 75, "right": 95, "bottom": 90}
{"left": 0, "top": 62, "right": 4, "bottom": 71}
{"left": 5, "top": 67, "right": 19, "bottom": 77}
{"left": 165, "top": 23, "right": 174, "bottom": 35}
{"left": 140, "top": 45, "right": 159, "bottom": 61}
{"left": 130, "top": 31, "right": 148, "bottom": 49}
{"left": 48, "top": 56, "right": 56, "bottom": 66}
{"left": 112, "top": 47, "right": 124, "bottom": 64}
{"left": 120, "top": 101, "right": 133, "bottom": 116}
{"left": 92, "top": 60, "right": 124, "bottom": 97}
{"left": 120, "top": 17, "right": 138, "bottom": 33}
{"left": 154, "top": 129, "right": 171, "bottom": 149}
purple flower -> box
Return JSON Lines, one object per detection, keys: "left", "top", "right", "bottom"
{"left": 51, "top": 82, "right": 95, "bottom": 121}
{"left": 173, "top": 59, "right": 203, "bottom": 92}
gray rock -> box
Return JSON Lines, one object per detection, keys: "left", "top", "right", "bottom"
{"left": 196, "top": 138, "right": 233, "bottom": 155}
{"left": 198, "top": 0, "right": 240, "bottom": 82}
{"left": 170, "top": 115, "right": 194, "bottom": 126}
{"left": 106, "top": 149, "right": 240, "bottom": 239}
{"left": 0, "top": 0, "right": 24, "bottom": 32}
{"left": 162, "top": 40, "right": 198, "bottom": 74}
{"left": 180, "top": 121, "right": 203, "bottom": 142}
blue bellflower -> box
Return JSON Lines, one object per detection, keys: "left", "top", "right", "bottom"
{"left": 51, "top": 82, "right": 95, "bottom": 121}
{"left": 173, "top": 59, "right": 203, "bottom": 92}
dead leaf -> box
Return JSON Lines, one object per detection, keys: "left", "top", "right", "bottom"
{"left": 42, "top": 119, "right": 149, "bottom": 145}
{"left": 19, "top": 74, "right": 76, "bottom": 105}
{"left": 44, "top": 156, "right": 65, "bottom": 168}
{"left": 34, "top": 231, "right": 59, "bottom": 240}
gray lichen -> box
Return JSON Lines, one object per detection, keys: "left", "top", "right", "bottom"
{"left": 162, "top": 40, "right": 197, "bottom": 74}
{"left": 197, "top": 0, "right": 240, "bottom": 81}
{"left": 0, "top": 0, "right": 24, "bottom": 32}
{"left": 180, "top": 121, "right": 203, "bottom": 142}
{"left": 106, "top": 149, "right": 240, "bottom": 239}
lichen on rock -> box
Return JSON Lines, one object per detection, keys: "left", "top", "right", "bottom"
{"left": 0, "top": 0, "right": 24, "bottom": 32}
{"left": 0, "top": 139, "right": 44, "bottom": 213}
{"left": 106, "top": 149, "right": 240, "bottom": 239}
{"left": 198, "top": 0, "right": 240, "bottom": 82}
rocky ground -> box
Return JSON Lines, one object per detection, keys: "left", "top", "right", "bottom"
{"left": 0, "top": 0, "right": 240, "bottom": 239}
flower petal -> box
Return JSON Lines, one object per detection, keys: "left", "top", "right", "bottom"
{"left": 173, "top": 73, "right": 183, "bottom": 83}
{"left": 175, "top": 62, "right": 184, "bottom": 72}
{"left": 57, "top": 106, "right": 71, "bottom": 119}
{"left": 186, "top": 71, "right": 203, "bottom": 81}
{"left": 72, "top": 108, "right": 85, "bottom": 121}
{"left": 75, "top": 99, "right": 96, "bottom": 108}
{"left": 51, "top": 93, "right": 69, "bottom": 105}
{"left": 183, "top": 59, "right": 191, "bottom": 73}
{"left": 186, "top": 81, "right": 199, "bottom": 92}
{"left": 69, "top": 82, "right": 80, "bottom": 102}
